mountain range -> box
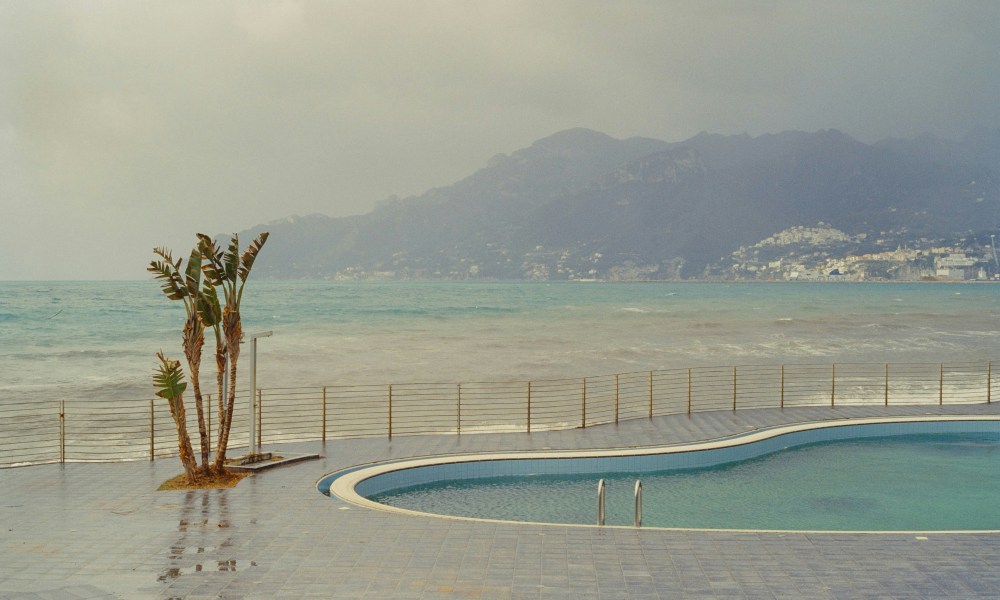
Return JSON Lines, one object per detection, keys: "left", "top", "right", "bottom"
{"left": 238, "top": 127, "right": 1000, "bottom": 280}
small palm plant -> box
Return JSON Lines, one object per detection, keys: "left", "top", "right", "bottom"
{"left": 148, "top": 247, "right": 217, "bottom": 473}
{"left": 153, "top": 352, "right": 198, "bottom": 484}
{"left": 197, "top": 232, "right": 269, "bottom": 472}
{"left": 150, "top": 232, "right": 268, "bottom": 480}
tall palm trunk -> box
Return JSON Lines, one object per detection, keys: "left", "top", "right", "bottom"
{"left": 182, "top": 314, "right": 210, "bottom": 471}
{"left": 154, "top": 352, "right": 198, "bottom": 484}
{"left": 213, "top": 311, "right": 242, "bottom": 472}
{"left": 170, "top": 396, "right": 199, "bottom": 484}
{"left": 212, "top": 332, "right": 226, "bottom": 474}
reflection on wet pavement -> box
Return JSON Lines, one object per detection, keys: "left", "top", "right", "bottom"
{"left": 157, "top": 489, "right": 254, "bottom": 584}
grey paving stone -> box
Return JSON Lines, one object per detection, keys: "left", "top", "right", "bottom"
{"left": 2, "top": 405, "right": 1000, "bottom": 598}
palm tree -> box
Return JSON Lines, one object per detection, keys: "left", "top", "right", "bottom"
{"left": 152, "top": 352, "right": 198, "bottom": 483}
{"left": 148, "top": 247, "right": 217, "bottom": 473}
{"left": 197, "top": 232, "right": 269, "bottom": 472}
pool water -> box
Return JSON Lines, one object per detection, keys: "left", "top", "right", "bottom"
{"left": 370, "top": 433, "right": 1000, "bottom": 530}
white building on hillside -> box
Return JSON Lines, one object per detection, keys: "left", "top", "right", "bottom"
{"left": 935, "top": 253, "right": 976, "bottom": 280}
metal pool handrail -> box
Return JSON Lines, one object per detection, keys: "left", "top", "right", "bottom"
{"left": 597, "top": 479, "right": 606, "bottom": 526}
{"left": 634, "top": 480, "right": 643, "bottom": 528}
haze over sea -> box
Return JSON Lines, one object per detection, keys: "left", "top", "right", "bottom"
{"left": 1, "top": 281, "right": 998, "bottom": 406}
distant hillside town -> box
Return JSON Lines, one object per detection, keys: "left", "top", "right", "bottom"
{"left": 714, "top": 225, "right": 1000, "bottom": 282}
{"left": 240, "top": 127, "right": 1000, "bottom": 282}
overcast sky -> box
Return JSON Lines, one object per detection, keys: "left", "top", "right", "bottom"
{"left": 2, "top": 1, "right": 998, "bottom": 279}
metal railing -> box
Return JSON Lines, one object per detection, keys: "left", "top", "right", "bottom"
{"left": 1, "top": 360, "right": 995, "bottom": 468}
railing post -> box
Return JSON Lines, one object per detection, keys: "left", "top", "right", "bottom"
{"left": 248, "top": 331, "right": 272, "bottom": 454}
{"left": 884, "top": 364, "right": 889, "bottom": 406}
{"left": 831, "top": 363, "right": 836, "bottom": 407}
{"left": 988, "top": 361, "right": 992, "bottom": 404}
{"left": 581, "top": 377, "right": 587, "bottom": 428}
{"left": 732, "top": 366, "right": 737, "bottom": 411}
{"left": 388, "top": 384, "right": 393, "bottom": 439}
{"left": 457, "top": 383, "right": 462, "bottom": 435}
{"left": 149, "top": 398, "right": 155, "bottom": 461}
{"left": 780, "top": 365, "right": 785, "bottom": 409}
{"left": 614, "top": 374, "right": 619, "bottom": 424}
{"left": 687, "top": 368, "right": 692, "bottom": 415}
{"left": 939, "top": 363, "right": 944, "bottom": 405}
{"left": 648, "top": 371, "right": 653, "bottom": 419}
{"left": 60, "top": 399, "right": 66, "bottom": 464}
{"left": 527, "top": 381, "right": 532, "bottom": 433}
{"left": 322, "top": 386, "right": 327, "bottom": 441}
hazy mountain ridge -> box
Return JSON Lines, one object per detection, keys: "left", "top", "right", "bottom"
{"left": 241, "top": 127, "right": 1000, "bottom": 280}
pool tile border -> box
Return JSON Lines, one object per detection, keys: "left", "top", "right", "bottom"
{"left": 328, "top": 415, "right": 1000, "bottom": 534}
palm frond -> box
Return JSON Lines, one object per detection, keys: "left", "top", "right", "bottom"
{"left": 197, "top": 234, "right": 225, "bottom": 286}
{"left": 153, "top": 352, "right": 187, "bottom": 401}
{"left": 196, "top": 281, "right": 222, "bottom": 328}
{"left": 184, "top": 248, "right": 202, "bottom": 294}
{"left": 152, "top": 247, "right": 176, "bottom": 264}
{"left": 222, "top": 234, "right": 240, "bottom": 285}
{"left": 147, "top": 259, "right": 187, "bottom": 301}
{"left": 238, "top": 232, "right": 269, "bottom": 282}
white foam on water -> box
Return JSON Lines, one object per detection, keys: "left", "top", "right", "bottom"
{"left": 2, "top": 281, "right": 998, "bottom": 406}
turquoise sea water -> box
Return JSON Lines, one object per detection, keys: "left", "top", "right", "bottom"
{"left": 1, "top": 281, "right": 998, "bottom": 405}
{"left": 370, "top": 433, "right": 1000, "bottom": 530}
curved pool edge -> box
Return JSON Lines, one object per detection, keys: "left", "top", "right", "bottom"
{"left": 320, "top": 415, "right": 1000, "bottom": 535}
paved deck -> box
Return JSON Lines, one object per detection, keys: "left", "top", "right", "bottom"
{"left": 2, "top": 404, "right": 1000, "bottom": 599}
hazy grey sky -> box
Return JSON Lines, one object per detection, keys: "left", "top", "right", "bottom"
{"left": 2, "top": 0, "right": 998, "bottom": 279}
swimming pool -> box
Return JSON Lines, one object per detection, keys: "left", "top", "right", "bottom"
{"left": 322, "top": 416, "right": 1000, "bottom": 532}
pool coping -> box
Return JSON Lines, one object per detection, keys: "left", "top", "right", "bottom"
{"left": 325, "top": 414, "right": 1000, "bottom": 535}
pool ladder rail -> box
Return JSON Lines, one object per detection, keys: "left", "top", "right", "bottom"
{"left": 597, "top": 479, "right": 643, "bottom": 527}
{"left": 597, "top": 479, "right": 606, "bottom": 526}
{"left": 634, "top": 480, "right": 642, "bottom": 527}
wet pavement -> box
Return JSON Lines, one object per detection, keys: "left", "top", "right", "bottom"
{"left": 2, "top": 404, "right": 1000, "bottom": 599}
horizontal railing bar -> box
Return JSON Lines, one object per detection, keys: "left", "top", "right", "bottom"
{"left": 3, "top": 360, "right": 998, "bottom": 468}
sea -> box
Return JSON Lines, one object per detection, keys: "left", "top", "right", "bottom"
{"left": 1, "top": 280, "right": 998, "bottom": 406}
